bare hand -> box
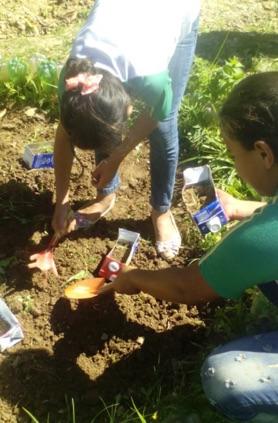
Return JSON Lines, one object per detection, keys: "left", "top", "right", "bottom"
{"left": 91, "top": 158, "right": 120, "bottom": 190}
{"left": 100, "top": 267, "right": 140, "bottom": 296}
{"left": 216, "top": 189, "right": 238, "bottom": 220}
{"left": 52, "top": 203, "right": 76, "bottom": 236}
{"left": 217, "top": 188, "right": 267, "bottom": 221}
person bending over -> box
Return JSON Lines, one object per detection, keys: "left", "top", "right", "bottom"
{"left": 52, "top": 0, "right": 200, "bottom": 260}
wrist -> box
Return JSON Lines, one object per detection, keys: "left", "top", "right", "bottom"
{"left": 112, "top": 142, "right": 129, "bottom": 162}
{"left": 55, "top": 197, "right": 70, "bottom": 207}
{"left": 230, "top": 198, "right": 245, "bottom": 220}
{"left": 232, "top": 199, "right": 265, "bottom": 220}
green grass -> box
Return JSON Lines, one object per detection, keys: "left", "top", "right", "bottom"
{"left": 179, "top": 55, "right": 278, "bottom": 198}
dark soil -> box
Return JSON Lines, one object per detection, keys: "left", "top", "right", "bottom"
{"left": 0, "top": 109, "right": 205, "bottom": 422}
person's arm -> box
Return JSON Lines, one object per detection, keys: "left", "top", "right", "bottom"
{"left": 217, "top": 189, "right": 266, "bottom": 221}
{"left": 103, "top": 262, "right": 219, "bottom": 305}
{"left": 113, "top": 111, "right": 157, "bottom": 161}
{"left": 52, "top": 122, "right": 74, "bottom": 233}
{"left": 92, "top": 111, "right": 157, "bottom": 189}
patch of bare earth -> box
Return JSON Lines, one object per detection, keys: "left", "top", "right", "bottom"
{"left": 0, "top": 109, "right": 204, "bottom": 422}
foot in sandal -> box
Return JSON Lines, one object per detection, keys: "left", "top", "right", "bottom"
{"left": 151, "top": 209, "right": 181, "bottom": 260}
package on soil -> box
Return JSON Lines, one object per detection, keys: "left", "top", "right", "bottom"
{"left": 23, "top": 141, "right": 54, "bottom": 169}
{"left": 0, "top": 298, "right": 24, "bottom": 352}
{"left": 182, "top": 165, "right": 228, "bottom": 235}
{"left": 99, "top": 228, "right": 140, "bottom": 281}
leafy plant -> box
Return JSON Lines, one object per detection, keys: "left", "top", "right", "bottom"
{"left": 178, "top": 56, "right": 259, "bottom": 198}
{"left": 0, "top": 56, "right": 59, "bottom": 117}
{"left": 0, "top": 256, "right": 16, "bottom": 277}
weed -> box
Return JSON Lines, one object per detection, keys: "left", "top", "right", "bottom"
{"left": 62, "top": 270, "right": 92, "bottom": 287}
{"left": 0, "top": 56, "right": 59, "bottom": 117}
{"left": 17, "top": 294, "right": 34, "bottom": 313}
{"left": 0, "top": 256, "right": 17, "bottom": 278}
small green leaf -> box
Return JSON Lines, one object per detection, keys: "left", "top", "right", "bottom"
{"left": 66, "top": 270, "right": 91, "bottom": 283}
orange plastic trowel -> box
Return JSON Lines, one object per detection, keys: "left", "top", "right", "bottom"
{"left": 64, "top": 277, "right": 106, "bottom": 299}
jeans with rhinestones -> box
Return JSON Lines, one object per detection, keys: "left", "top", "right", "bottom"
{"left": 201, "top": 332, "right": 278, "bottom": 422}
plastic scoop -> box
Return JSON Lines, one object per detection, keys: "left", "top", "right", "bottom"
{"left": 28, "top": 233, "right": 60, "bottom": 276}
{"left": 64, "top": 277, "right": 105, "bottom": 299}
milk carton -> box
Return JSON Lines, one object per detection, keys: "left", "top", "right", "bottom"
{"left": 182, "top": 165, "right": 228, "bottom": 235}
{"left": 99, "top": 228, "right": 140, "bottom": 281}
{"left": 23, "top": 141, "right": 54, "bottom": 169}
{"left": 0, "top": 298, "right": 24, "bottom": 352}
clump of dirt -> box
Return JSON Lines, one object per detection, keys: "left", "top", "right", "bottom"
{"left": 110, "top": 241, "right": 133, "bottom": 263}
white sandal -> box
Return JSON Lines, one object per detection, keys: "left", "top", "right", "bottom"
{"left": 154, "top": 211, "right": 182, "bottom": 260}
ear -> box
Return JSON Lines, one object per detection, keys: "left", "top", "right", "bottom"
{"left": 254, "top": 140, "right": 275, "bottom": 169}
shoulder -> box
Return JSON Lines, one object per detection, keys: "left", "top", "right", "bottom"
{"left": 199, "top": 200, "right": 278, "bottom": 299}
{"left": 126, "top": 73, "right": 172, "bottom": 120}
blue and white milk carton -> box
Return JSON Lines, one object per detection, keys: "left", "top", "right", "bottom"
{"left": 0, "top": 298, "right": 24, "bottom": 351}
{"left": 23, "top": 141, "right": 54, "bottom": 169}
{"left": 182, "top": 165, "right": 228, "bottom": 235}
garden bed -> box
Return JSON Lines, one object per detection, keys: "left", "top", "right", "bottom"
{"left": 0, "top": 0, "right": 277, "bottom": 421}
{"left": 0, "top": 110, "right": 204, "bottom": 422}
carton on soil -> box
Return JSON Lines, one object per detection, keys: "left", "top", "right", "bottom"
{"left": 99, "top": 228, "right": 140, "bottom": 281}
{"left": 0, "top": 298, "right": 24, "bottom": 352}
{"left": 182, "top": 165, "right": 228, "bottom": 235}
{"left": 23, "top": 141, "right": 54, "bottom": 169}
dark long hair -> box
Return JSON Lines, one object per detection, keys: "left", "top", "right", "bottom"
{"left": 61, "top": 58, "right": 131, "bottom": 154}
{"left": 220, "top": 71, "right": 278, "bottom": 160}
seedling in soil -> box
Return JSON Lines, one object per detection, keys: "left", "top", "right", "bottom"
{"left": 17, "top": 294, "right": 34, "bottom": 313}
{"left": 64, "top": 270, "right": 92, "bottom": 285}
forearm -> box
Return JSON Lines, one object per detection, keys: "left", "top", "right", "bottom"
{"left": 121, "top": 263, "right": 218, "bottom": 305}
{"left": 111, "top": 111, "right": 157, "bottom": 163}
{"left": 217, "top": 189, "right": 266, "bottom": 221}
{"left": 232, "top": 199, "right": 267, "bottom": 220}
{"left": 54, "top": 122, "right": 74, "bottom": 204}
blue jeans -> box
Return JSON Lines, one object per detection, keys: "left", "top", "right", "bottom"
{"left": 201, "top": 332, "right": 278, "bottom": 422}
{"left": 98, "top": 18, "right": 199, "bottom": 208}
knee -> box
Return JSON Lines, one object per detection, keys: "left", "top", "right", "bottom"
{"left": 201, "top": 351, "right": 241, "bottom": 405}
{"left": 200, "top": 348, "right": 263, "bottom": 420}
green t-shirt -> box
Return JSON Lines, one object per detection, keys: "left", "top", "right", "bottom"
{"left": 124, "top": 72, "right": 173, "bottom": 121}
{"left": 199, "top": 196, "right": 278, "bottom": 299}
